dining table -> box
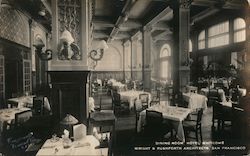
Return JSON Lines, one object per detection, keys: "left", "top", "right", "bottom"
{"left": 119, "top": 90, "right": 151, "bottom": 109}
{"left": 112, "top": 82, "right": 126, "bottom": 92}
{"left": 0, "top": 107, "right": 31, "bottom": 133}
{"left": 36, "top": 135, "right": 107, "bottom": 156}
{"left": 7, "top": 96, "right": 51, "bottom": 111}
{"left": 137, "top": 104, "right": 191, "bottom": 142}
{"left": 182, "top": 92, "right": 208, "bottom": 111}
{"left": 200, "top": 88, "right": 226, "bottom": 102}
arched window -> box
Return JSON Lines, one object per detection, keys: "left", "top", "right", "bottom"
{"left": 208, "top": 21, "right": 229, "bottom": 48}
{"left": 198, "top": 30, "right": 205, "bottom": 50}
{"left": 234, "top": 18, "right": 246, "bottom": 43}
{"left": 189, "top": 39, "right": 192, "bottom": 52}
{"left": 160, "top": 44, "right": 171, "bottom": 80}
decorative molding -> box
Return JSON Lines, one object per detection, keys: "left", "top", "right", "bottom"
{"left": 58, "top": 0, "right": 81, "bottom": 60}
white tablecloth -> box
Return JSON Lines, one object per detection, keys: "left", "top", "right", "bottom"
{"left": 0, "top": 107, "right": 30, "bottom": 133}
{"left": 137, "top": 105, "right": 191, "bottom": 142}
{"left": 89, "top": 97, "right": 95, "bottom": 113}
{"left": 182, "top": 93, "right": 208, "bottom": 111}
{"left": 220, "top": 101, "right": 232, "bottom": 108}
{"left": 119, "top": 90, "right": 151, "bottom": 109}
{"left": 36, "top": 135, "right": 106, "bottom": 156}
{"left": 238, "top": 88, "right": 247, "bottom": 97}
{"left": 7, "top": 96, "right": 51, "bottom": 111}
{"left": 112, "top": 82, "right": 126, "bottom": 92}
{"left": 200, "top": 88, "right": 226, "bottom": 102}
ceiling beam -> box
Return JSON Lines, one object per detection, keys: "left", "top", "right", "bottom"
{"left": 120, "top": 19, "right": 142, "bottom": 29}
{"left": 145, "top": 6, "right": 173, "bottom": 27}
{"left": 92, "top": 19, "right": 114, "bottom": 28}
{"left": 107, "top": 0, "right": 139, "bottom": 42}
{"left": 191, "top": 7, "right": 220, "bottom": 24}
{"left": 153, "top": 34, "right": 173, "bottom": 42}
{"left": 152, "top": 30, "right": 172, "bottom": 40}
{"left": 151, "top": 21, "right": 170, "bottom": 31}
{"left": 41, "top": 0, "right": 52, "bottom": 15}
{"left": 191, "top": 0, "right": 219, "bottom": 7}
{"left": 92, "top": 31, "right": 109, "bottom": 38}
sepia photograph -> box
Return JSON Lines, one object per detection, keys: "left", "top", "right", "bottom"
{"left": 0, "top": 0, "right": 250, "bottom": 155}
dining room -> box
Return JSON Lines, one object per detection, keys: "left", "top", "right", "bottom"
{"left": 0, "top": 0, "right": 250, "bottom": 156}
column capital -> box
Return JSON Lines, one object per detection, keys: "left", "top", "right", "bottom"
{"left": 143, "top": 25, "right": 152, "bottom": 32}
{"left": 180, "top": 0, "right": 192, "bottom": 9}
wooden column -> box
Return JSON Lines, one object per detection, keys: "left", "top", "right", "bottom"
{"left": 172, "top": 0, "right": 191, "bottom": 94}
{"left": 142, "top": 26, "right": 152, "bottom": 91}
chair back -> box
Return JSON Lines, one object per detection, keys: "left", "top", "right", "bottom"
{"left": 196, "top": 109, "right": 203, "bottom": 127}
{"left": 146, "top": 110, "right": 162, "bottom": 126}
{"left": 134, "top": 99, "right": 143, "bottom": 112}
{"left": 113, "top": 93, "right": 121, "bottom": 106}
{"left": 213, "top": 101, "right": 223, "bottom": 118}
{"left": 208, "top": 89, "right": 220, "bottom": 105}
{"left": 15, "top": 110, "right": 32, "bottom": 127}
{"left": 33, "top": 96, "right": 44, "bottom": 115}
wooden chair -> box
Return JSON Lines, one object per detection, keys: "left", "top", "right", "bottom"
{"left": 212, "top": 101, "right": 223, "bottom": 129}
{"left": 183, "top": 108, "right": 203, "bottom": 144}
{"left": 144, "top": 110, "right": 172, "bottom": 139}
{"left": 207, "top": 89, "right": 220, "bottom": 106}
{"left": 150, "top": 89, "right": 160, "bottom": 106}
{"left": 15, "top": 110, "right": 33, "bottom": 128}
{"left": 134, "top": 100, "right": 143, "bottom": 133}
{"left": 231, "top": 102, "right": 246, "bottom": 139}
{"left": 8, "top": 101, "right": 18, "bottom": 108}
{"left": 33, "top": 96, "right": 44, "bottom": 116}
{"left": 166, "top": 86, "right": 174, "bottom": 104}
{"left": 112, "top": 92, "right": 129, "bottom": 115}
{"left": 139, "top": 93, "right": 149, "bottom": 109}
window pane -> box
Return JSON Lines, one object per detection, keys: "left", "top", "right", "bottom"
{"left": 160, "top": 44, "right": 171, "bottom": 58}
{"left": 198, "top": 30, "right": 205, "bottom": 40}
{"left": 189, "top": 39, "right": 192, "bottom": 52}
{"left": 198, "top": 40, "right": 205, "bottom": 50}
{"left": 234, "top": 18, "right": 246, "bottom": 30}
{"left": 208, "top": 21, "right": 229, "bottom": 37}
{"left": 234, "top": 30, "right": 246, "bottom": 42}
{"left": 208, "top": 34, "right": 229, "bottom": 48}
{"left": 161, "top": 61, "right": 168, "bottom": 78}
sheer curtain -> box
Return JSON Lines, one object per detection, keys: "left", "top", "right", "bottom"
{"left": 160, "top": 44, "right": 171, "bottom": 80}
{"left": 198, "top": 30, "right": 205, "bottom": 50}
{"left": 234, "top": 18, "right": 246, "bottom": 43}
{"left": 208, "top": 21, "right": 229, "bottom": 48}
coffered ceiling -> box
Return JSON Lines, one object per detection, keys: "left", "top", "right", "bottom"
{"left": 3, "top": 0, "right": 248, "bottom": 42}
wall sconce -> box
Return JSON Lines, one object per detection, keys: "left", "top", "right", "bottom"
{"left": 33, "top": 37, "right": 52, "bottom": 61}
{"left": 89, "top": 40, "right": 108, "bottom": 61}
{"left": 58, "top": 30, "right": 80, "bottom": 60}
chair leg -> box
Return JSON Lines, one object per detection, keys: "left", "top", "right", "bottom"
{"left": 196, "top": 131, "right": 199, "bottom": 143}
{"left": 199, "top": 128, "right": 203, "bottom": 145}
{"left": 212, "top": 116, "right": 215, "bottom": 128}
